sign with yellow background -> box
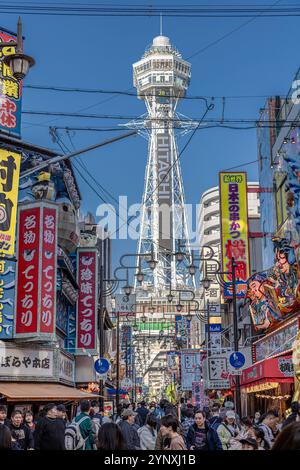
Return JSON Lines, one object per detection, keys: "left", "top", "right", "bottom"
{"left": 0, "top": 149, "right": 21, "bottom": 255}
{"left": 219, "top": 172, "right": 250, "bottom": 298}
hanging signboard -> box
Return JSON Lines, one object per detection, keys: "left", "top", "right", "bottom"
{"left": 114, "top": 294, "right": 136, "bottom": 316}
{"left": 180, "top": 349, "right": 201, "bottom": 391}
{"left": 15, "top": 202, "right": 58, "bottom": 339}
{"left": 0, "top": 257, "right": 15, "bottom": 339}
{"left": 0, "top": 149, "right": 21, "bottom": 255}
{"left": 76, "top": 248, "right": 98, "bottom": 353}
{"left": 0, "top": 30, "right": 23, "bottom": 137}
{"left": 219, "top": 172, "right": 250, "bottom": 298}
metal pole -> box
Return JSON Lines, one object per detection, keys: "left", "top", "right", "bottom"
{"left": 116, "top": 311, "right": 120, "bottom": 408}
{"left": 207, "top": 298, "right": 210, "bottom": 357}
{"left": 99, "top": 264, "right": 104, "bottom": 408}
{"left": 231, "top": 257, "right": 241, "bottom": 417}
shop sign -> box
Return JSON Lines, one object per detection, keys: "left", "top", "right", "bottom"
{"left": 167, "top": 351, "right": 180, "bottom": 370}
{"left": 219, "top": 172, "right": 250, "bottom": 298}
{"left": 59, "top": 352, "right": 75, "bottom": 383}
{"left": 0, "top": 345, "right": 53, "bottom": 377}
{"left": 0, "top": 30, "right": 23, "bottom": 136}
{"left": 254, "top": 318, "right": 298, "bottom": 362}
{"left": 192, "top": 381, "right": 208, "bottom": 409}
{"left": 180, "top": 349, "right": 201, "bottom": 391}
{"left": 0, "top": 149, "right": 21, "bottom": 255}
{"left": 15, "top": 203, "right": 57, "bottom": 339}
{"left": 240, "top": 355, "right": 294, "bottom": 386}
{"left": 104, "top": 400, "right": 114, "bottom": 417}
{"left": 76, "top": 248, "right": 98, "bottom": 353}
{"left": 114, "top": 294, "right": 136, "bottom": 316}
{"left": 207, "top": 356, "right": 231, "bottom": 389}
{"left": 0, "top": 257, "right": 15, "bottom": 339}
{"left": 175, "top": 315, "right": 190, "bottom": 348}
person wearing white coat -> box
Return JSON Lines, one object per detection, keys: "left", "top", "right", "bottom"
{"left": 137, "top": 414, "right": 158, "bottom": 450}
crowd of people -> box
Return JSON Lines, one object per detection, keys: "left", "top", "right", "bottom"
{"left": 0, "top": 398, "right": 300, "bottom": 450}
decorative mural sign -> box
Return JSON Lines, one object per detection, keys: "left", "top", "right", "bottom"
{"left": 254, "top": 318, "right": 298, "bottom": 361}
{"left": 246, "top": 237, "right": 300, "bottom": 331}
{"left": 15, "top": 202, "right": 57, "bottom": 339}
{"left": 0, "top": 149, "right": 21, "bottom": 255}
{"left": 76, "top": 248, "right": 98, "bottom": 353}
{"left": 219, "top": 172, "right": 250, "bottom": 298}
{"left": 0, "top": 30, "right": 22, "bottom": 136}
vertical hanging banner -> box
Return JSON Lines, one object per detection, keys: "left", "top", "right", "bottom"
{"left": 219, "top": 172, "right": 250, "bottom": 298}
{"left": 76, "top": 248, "right": 98, "bottom": 353}
{"left": 0, "top": 30, "right": 22, "bottom": 136}
{"left": 15, "top": 202, "right": 57, "bottom": 338}
{"left": 180, "top": 349, "right": 202, "bottom": 391}
{"left": 0, "top": 149, "right": 21, "bottom": 255}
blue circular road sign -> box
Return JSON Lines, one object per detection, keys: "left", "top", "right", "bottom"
{"left": 229, "top": 352, "right": 245, "bottom": 369}
{"left": 94, "top": 358, "right": 110, "bottom": 374}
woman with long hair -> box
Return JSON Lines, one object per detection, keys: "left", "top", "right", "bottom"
{"left": 97, "top": 422, "right": 126, "bottom": 450}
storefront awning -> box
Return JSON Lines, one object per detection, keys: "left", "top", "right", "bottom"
{"left": 239, "top": 354, "right": 294, "bottom": 390}
{"left": 0, "top": 383, "right": 102, "bottom": 402}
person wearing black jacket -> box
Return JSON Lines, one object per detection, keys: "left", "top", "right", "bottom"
{"left": 34, "top": 403, "right": 65, "bottom": 450}
{"left": 282, "top": 402, "right": 300, "bottom": 429}
{"left": 8, "top": 410, "right": 34, "bottom": 450}
{"left": 186, "top": 410, "right": 223, "bottom": 451}
{"left": 118, "top": 409, "right": 140, "bottom": 450}
{"left": 136, "top": 401, "right": 149, "bottom": 427}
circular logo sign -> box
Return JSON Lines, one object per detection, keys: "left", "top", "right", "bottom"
{"left": 0, "top": 205, "right": 7, "bottom": 224}
{"left": 94, "top": 358, "right": 110, "bottom": 375}
{"left": 229, "top": 352, "right": 246, "bottom": 369}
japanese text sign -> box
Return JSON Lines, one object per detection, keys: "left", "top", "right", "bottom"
{"left": 0, "top": 31, "right": 22, "bottom": 136}
{"left": 0, "top": 149, "right": 21, "bottom": 255}
{"left": 0, "top": 257, "right": 15, "bottom": 339}
{"left": 180, "top": 349, "right": 201, "bottom": 391}
{"left": 0, "top": 346, "right": 53, "bottom": 377}
{"left": 76, "top": 248, "right": 98, "bottom": 353}
{"left": 219, "top": 172, "right": 250, "bottom": 298}
{"left": 15, "top": 202, "right": 57, "bottom": 339}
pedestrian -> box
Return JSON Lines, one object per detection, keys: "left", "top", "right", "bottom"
{"left": 240, "top": 437, "right": 258, "bottom": 450}
{"left": 0, "top": 405, "right": 8, "bottom": 426}
{"left": 249, "top": 426, "right": 267, "bottom": 450}
{"left": 254, "top": 411, "right": 261, "bottom": 425}
{"left": 216, "top": 410, "right": 239, "bottom": 450}
{"left": 160, "top": 415, "right": 187, "bottom": 450}
{"left": 181, "top": 408, "right": 195, "bottom": 441}
{"left": 186, "top": 410, "right": 222, "bottom": 451}
{"left": 56, "top": 404, "right": 69, "bottom": 426}
{"left": 281, "top": 402, "right": 300, "bottom": 429}
{"left": 23, "top": 411, "right": 35, "bottom": 432}
{"left": 137, "top": 413, "right": 158, "bottom": 450}
{"left": 208, "top": 403, "right": 222, "bottom": 430}
{"left": 8, "top": 410, "right": 34, "bottom": 450}
{"left": 72, "top": 400, "right": 96, "bottom": 450}
{"left": 118, "top": 408, "right": 141, "bottom": 450}
{"left": 0, "top": 424, "right": 12, "bottom": 450}
{"left": 97, "top": 422, "right": 126, "bottom": 450}
{"left": 136, "top": 400, "right": 149, "bottom": 427}
{"left": 258, "top": 410, "right": 279, "bottom": 449}
{"left": 34, "top": 403, "right": 65, "bottom": 450}
{"left": 112, "top": 404, "right": 123, "bottom": 425}
{"left": 272, "top": 421, "right": 300, "bottom": 450}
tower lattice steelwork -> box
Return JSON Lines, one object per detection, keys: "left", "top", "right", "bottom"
{"left": 130, "top": 35, "right": 195, "bottom": 296}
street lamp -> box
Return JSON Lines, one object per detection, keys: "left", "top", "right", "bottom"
{"left": 2, "top": 17, "right": 35, "bottom": 81}
{"left": 176, "top": 303, "right": 183, "bottom": 313}
{"left": 147, "top": 246, "right": 157, "bottom": 270}
{"left": 122, "top": 269, "right": 133, "bottom": 296}
{"left": 135, "top": 258, "right": 144, "bottom": 284}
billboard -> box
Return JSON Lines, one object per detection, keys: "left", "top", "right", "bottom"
{"left": 219, "top": 172, "right": 250, "bottom": 298}
{"left": 0, "top": 149, "right": 21, "bottom": 255}
{"left": 157, "top": 131, "right": 173, "bottom": 252}
{"left": 0, "top": 30, "right": 23, "bottom": 136}
{"left": 15, "top": 202, "right": 58, "bottom": 339}
{"left": 76, "top": 248, "right": 98, "bottom": 353}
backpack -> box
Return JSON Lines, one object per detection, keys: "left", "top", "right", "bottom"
{"left": 65, "top": 415, "right": 90, "bottom": 450}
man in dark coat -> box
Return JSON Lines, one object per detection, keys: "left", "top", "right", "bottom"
{"left": 186, "top": 410, "right": 223, "bottom": 451}
{"left": 136, "top": 401, "right": 149, "bottom": 427}
{"left": 34, "top": 403, "right": 65, "bottom": 450}
{"left": 8, "top": 410, "right": 34, "bottom": 450}
{"left": 118, "top": 409, "right": 141, "bottom": 450}
{"left": 282, "top": 402, "right": 300, "bottom": 429}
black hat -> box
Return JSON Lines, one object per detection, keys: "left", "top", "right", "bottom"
{"left": 57, "top": 404, "right": 67, "bottom": 412}
{"left": 240, "top": 438, "right": 258, "bottom": 449}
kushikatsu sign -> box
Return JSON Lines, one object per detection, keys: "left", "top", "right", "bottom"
{"left": 219, "top": 172, "right": 250, "bottom": 298}
{"left": 76, "top": 248, "right": 98, "bottom": 354}
{"left": 15, "top": 202, "right": 58, "bottom": 339}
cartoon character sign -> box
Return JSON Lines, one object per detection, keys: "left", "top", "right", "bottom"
{"left": 246, "top": 237, "right": 300, "bottom": 331}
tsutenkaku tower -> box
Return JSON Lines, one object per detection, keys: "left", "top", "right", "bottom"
{"left": 132, "top": 35, "right": 195, "bottom": 295}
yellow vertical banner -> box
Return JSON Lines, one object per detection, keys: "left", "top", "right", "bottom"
{"left": 219, "top": 172, "right": 250, "bottom": 298}
{"left": 0, "top": 149, "right": 21, "bottom": 255}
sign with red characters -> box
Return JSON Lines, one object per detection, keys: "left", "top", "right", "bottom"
{"left": 15, "top": 202, "right": 57, "bottom": 339}
{"left": 76, "top": 248, "right": 98, "bottom": 353}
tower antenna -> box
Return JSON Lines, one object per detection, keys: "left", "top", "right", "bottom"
{"left": 160, "top": 13, "right": 163, "bottom": 36}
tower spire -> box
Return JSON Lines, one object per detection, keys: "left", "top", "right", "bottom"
{"left": 160, "top": 13, "right": 163, "bottom": 36}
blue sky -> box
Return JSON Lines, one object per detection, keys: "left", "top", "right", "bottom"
{"left": 2, "top": 0, "right": 300, "bottom": 267}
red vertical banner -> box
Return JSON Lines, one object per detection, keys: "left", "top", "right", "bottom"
{"left": 15, "top": 205, "right": 41, "bottom": 336}
{"left": 15, "top": 202, "right": 57, "bottom": 338}
{"left": 76, "top": 248, "right": 98, "bottom": 353}
{"left": 40, "top": 206, "right": 57, "bottom": 335}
